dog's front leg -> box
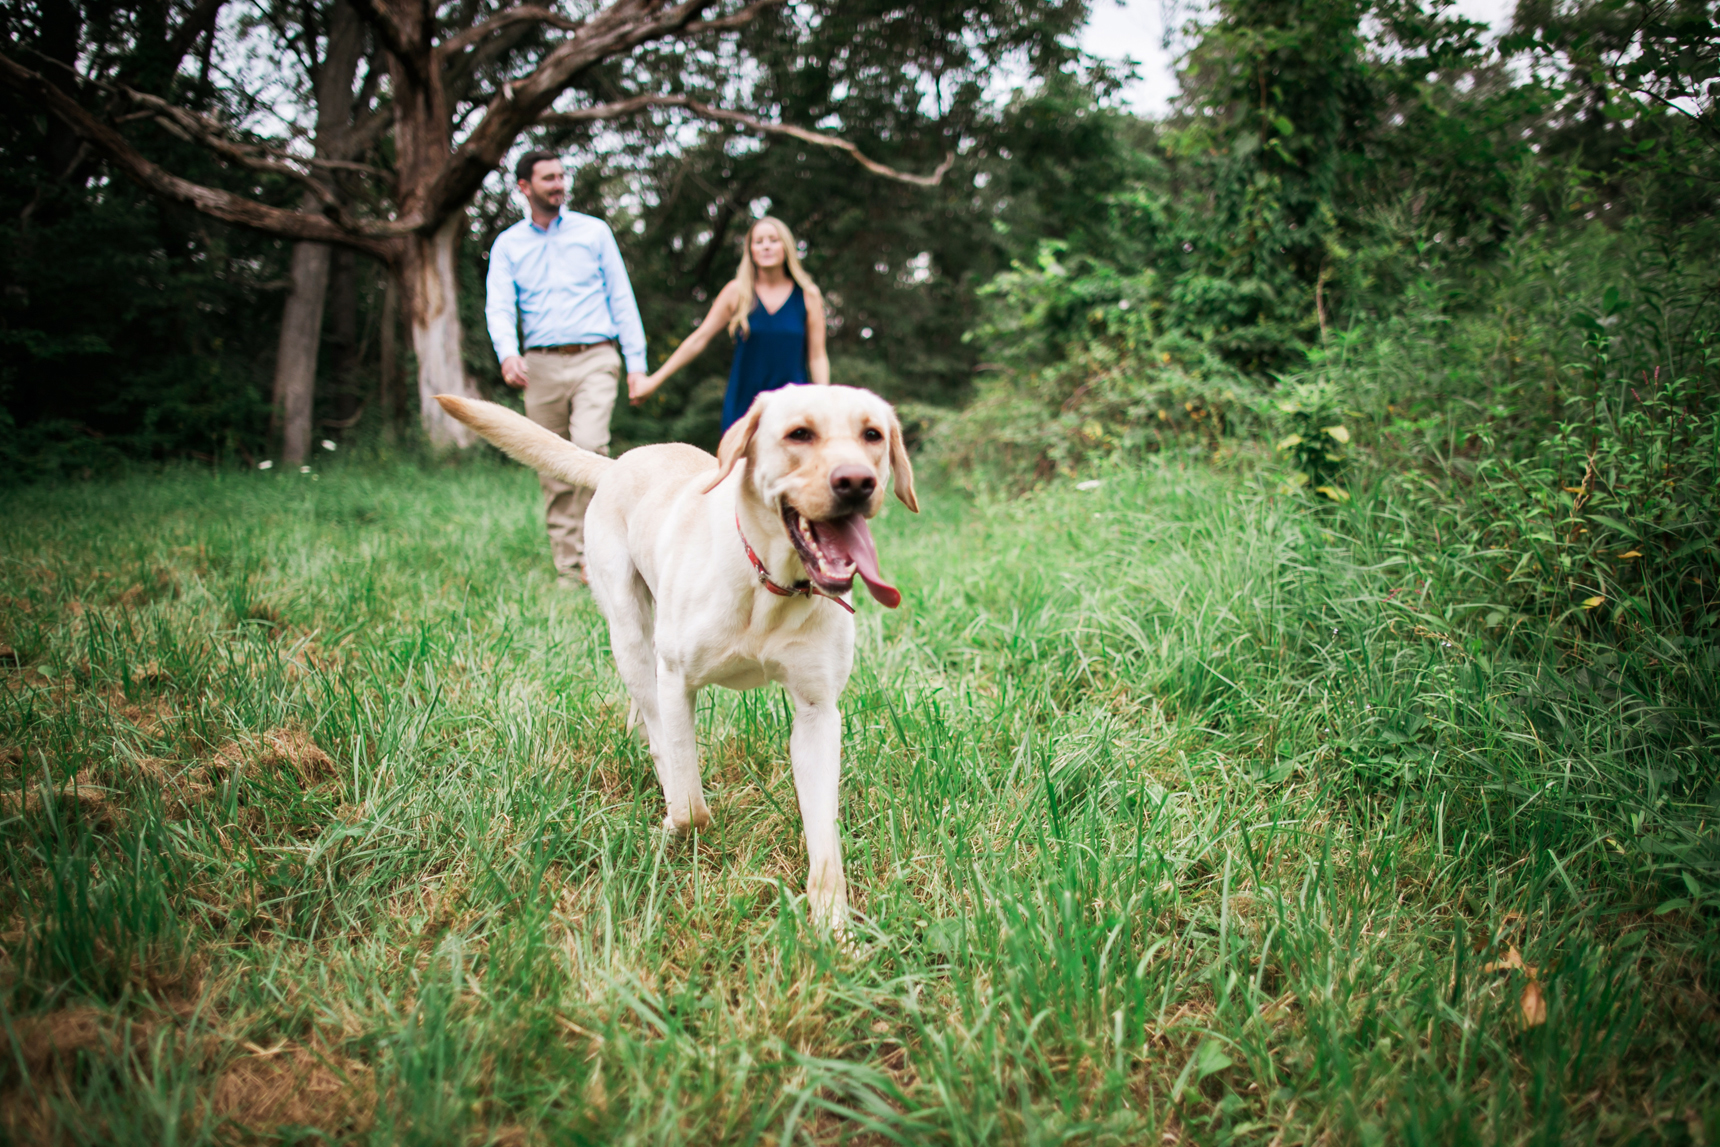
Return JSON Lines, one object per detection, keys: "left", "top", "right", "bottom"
{"left": 788, "top": 693, "right": 848, "bottom": 934}
{"left": 653, "top": 663, "right": 713, "bottom": 833}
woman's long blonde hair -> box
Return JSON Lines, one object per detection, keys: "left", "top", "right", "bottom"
{"left": 729, "top": 215, "right": 820, "bottom": 339}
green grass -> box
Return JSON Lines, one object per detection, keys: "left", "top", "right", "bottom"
{"left": 1, "top": 451, "right": 1715, "bottom": 1145}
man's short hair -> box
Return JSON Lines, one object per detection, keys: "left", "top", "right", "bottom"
{"left": 515, "top": 150, "right": 561, "bottom": 183}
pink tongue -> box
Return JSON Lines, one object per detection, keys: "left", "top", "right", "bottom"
{"left": 818, "top": 515, "right": 901, "bottom": 608}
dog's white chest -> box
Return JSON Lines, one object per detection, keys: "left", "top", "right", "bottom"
{"left": 661, "top": 596, "right": 853, "bottom": 693}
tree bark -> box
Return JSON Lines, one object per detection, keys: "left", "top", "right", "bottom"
{"left": 268, "top": 0, "right": 368, "bottom": 463}
{"left": 381, "top": 15, "right": 479, "bottom": 447}
{"left": 401, "top": 213, "right": 480, "bottom": 447}
{"left": 379, "top": 275, "right": 399, "bottom": 437}
{"left": 328, "top": 246, "right": 361, "bottom": 424}
{"left": 272, "top": 240, "right": 332, "bottom": 464}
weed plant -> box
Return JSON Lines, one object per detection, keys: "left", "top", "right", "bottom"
{"left": 1, "top": 449, "right": 1715, "bottom": 1143}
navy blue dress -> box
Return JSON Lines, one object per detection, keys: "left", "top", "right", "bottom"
{"left": 723, "top": 286, "right": 808, "bottom": 432}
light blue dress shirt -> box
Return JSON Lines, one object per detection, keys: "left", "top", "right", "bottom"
{"left": 484, "top": 210, "right": 647, "bottom": 374}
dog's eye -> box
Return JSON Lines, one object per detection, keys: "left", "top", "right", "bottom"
{"left": 862, "top": 428, "right": 884, "bottom": 443}
{"left": 785, "top": 427, "right": 814, "bottom": 443}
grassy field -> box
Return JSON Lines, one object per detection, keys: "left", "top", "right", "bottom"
{"left": 1, "top": 451, "right": 1715, "bottom": 1145}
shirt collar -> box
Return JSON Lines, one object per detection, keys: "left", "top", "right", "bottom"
{"left": 528, "top": 210, "right": 564, "bottom": 235}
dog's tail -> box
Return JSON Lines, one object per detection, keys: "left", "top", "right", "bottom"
{"left": 436, "top": 395, "right": 614, "bottom": 489}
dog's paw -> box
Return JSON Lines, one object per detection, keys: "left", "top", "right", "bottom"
{"left": 808, "top": 890, "right": 851, "bottom": 940}
{"left": 662, "top": 803, "right": 713, "bottom": 835}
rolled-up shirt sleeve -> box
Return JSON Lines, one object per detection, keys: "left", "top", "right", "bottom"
{"left": 596, "top": 224, "right": 648, "bottom": 374}
{"left": 484, "top": 234, "right": 520, "bottom": 363}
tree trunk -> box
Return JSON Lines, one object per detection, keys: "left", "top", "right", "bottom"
{"left": 268, "top": 0, "right": 367, "bottom": 463}
{"left": 272, "top": 239, "right": 332, "bottom": 465}
{"left": 379, "top": 275, "right": 399, "bottom": 437}
{"left": 400, "top": 212, "right": 479, "bottom": 447}
{"left": 328, "top": 245, "right": 360, "bottom": 425}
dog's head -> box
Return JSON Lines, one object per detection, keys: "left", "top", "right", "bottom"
{"left": 704, "top": 385, "right": 918, "bottom": 607}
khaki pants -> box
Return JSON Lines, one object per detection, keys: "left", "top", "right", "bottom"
{"left": 523, "top": 344, "right": 621, "bottom": 575}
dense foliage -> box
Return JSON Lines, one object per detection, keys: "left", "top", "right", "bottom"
{"left": 923, "top": 0, "right": 1720, "bottom": 922}
{"left": 0, "top": 0, "right": 296, "bottom": 474}
{"left": 0, "top": 0, "right": 1104, "bottom": 472}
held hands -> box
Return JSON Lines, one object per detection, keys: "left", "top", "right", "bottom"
{"left": 507, "top": 359, "right": 653, "bottom": 401}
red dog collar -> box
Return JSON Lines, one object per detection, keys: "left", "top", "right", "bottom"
{"left": 736, "top": 513, "right": 855, "bottom": 613}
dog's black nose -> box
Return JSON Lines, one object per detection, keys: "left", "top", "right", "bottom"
{"left": 830, "top": 465, "right": 876, "bottom": 504}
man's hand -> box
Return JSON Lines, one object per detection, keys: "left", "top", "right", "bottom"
{"left": 501, "top": 356, "right": 529, "bottom": 389}
{"left": 627, "top": 371, "right": 655, "bottom": 405}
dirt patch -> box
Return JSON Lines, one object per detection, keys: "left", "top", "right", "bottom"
{"left": 213, "top": 1042, "right": 375, "bottom": 1137}
{"left": 109, "top": 569, "right": 177, "bottom": 611}
{"left": 0, "top": 769, "right": 121, "bottom": 829}
{"left": 0, "top": 1008, "right": 154, "bottom": 1144}
{"left": 4, "top": 1007, "right": 151, "bottom": 1083}
{"left": 134, "top": 727, "right": 334, "bottom": 820}
{"left": 241, "top": 601, "right": 286, "bottom": 633}
{"left": 126, "top": 660, "right": 175, "bottom": 690}
{"left": 98, "top": 682, "right": 179, "bottom": 742}
{"left": 219, "top": 727, "right": 336, "bottom": 789}
{"left": 137, "top": 756, "right": 217, "bottom": 811}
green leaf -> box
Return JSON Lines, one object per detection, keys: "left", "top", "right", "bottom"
{"left": 1275, "top": 433, "right": 1303, "bottom": 450}
{"left": 1588, "top": 515, "right": 1641, "bottom": 539}
{"left": 1322, "top": 424, "right": 1351, "bottom": 443}
{"left": 1172, "top": 1039, "right": 1234, "bottom": 1101}
{"left": 1271, "top": 115, "right": 1295, "bottom": 137}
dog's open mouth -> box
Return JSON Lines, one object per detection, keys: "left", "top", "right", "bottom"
{"left": 782, "top": 504, "right": 902, "bottom": 608}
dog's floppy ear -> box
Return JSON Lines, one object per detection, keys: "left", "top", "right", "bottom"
{"left": 703, "top": 398, "right": 764, "bottom": 494}
{"left": 887, "top": 408, "right": 919, "bottom": 512}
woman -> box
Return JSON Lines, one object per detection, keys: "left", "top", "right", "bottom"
{"left": 630, "top": 216, "right": 829, "bottom": 431}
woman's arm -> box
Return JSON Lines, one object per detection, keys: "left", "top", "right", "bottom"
{"left": 805, "top": 289, "right": 830, "bottom": 386}
{"left": 630, "top": 281, "right": 742, "bottom": 404}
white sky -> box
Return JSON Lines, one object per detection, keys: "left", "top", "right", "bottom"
{"left": 1079, "top": 0, "right": 1523, "bottom": 115}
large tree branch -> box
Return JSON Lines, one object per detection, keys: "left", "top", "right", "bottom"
{"left": 421, "top": 0, "right": 785, "bottom": 226}
{"left": 120, "top": 87, "right": 350, "bottom": 212}
{"left": 682, "top": 0, "right": 782, "bottom": 35}
{"left": 345, "top": 0, "right": 425, "bottom": 85}
{"left": 541, "top": 94, "right": 958, "bottom": 186}
{"left": 342, "top": 102, "right": 396, "bottom": 156}
{"left": 442, "top": 17, "right": 542, "bottom": 105}
{"left": 163, "top": 0, "right": 228, "bottom": 77}
{"left": 437, "top": 6, "right": 585, "bottom": 59}
{"left": 0, "top": 49, "right": 402, "bottom": 261}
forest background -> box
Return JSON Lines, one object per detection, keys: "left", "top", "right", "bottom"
{"left": 3, "top": 0, "right": 1712, "bottom": 476}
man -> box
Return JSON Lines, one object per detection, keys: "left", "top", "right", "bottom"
{"left": 485, "top": 150, "right": 649, "bottom": 587}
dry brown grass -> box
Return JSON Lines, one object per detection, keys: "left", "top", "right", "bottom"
{"left": 220, "top": 727, "right": 335, "bottom": 789}
{"left": 0, "top": 1008, "right": 158, "bottom": 1145}
{"left": 212, "top": 1041, "right": 375, "bottom": 1139}
{"left": 110, "top": 726, "right": 335, "bottom": 823}
{"left": 0, "top": 769, "right": 121, "bottom": 828}
{"left": 0, "top": 1007, "right": 374, "bottom": 1144}
{"left": 5, "top": 1007, "right": 151, "bottom": 1082}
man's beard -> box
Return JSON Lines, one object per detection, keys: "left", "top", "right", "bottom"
{"left": 529, "top": 191, "right": 562, "bottom": 216}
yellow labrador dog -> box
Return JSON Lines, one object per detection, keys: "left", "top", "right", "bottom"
{"left": 436, "top": 386, "right": 917, "bottom": 932}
